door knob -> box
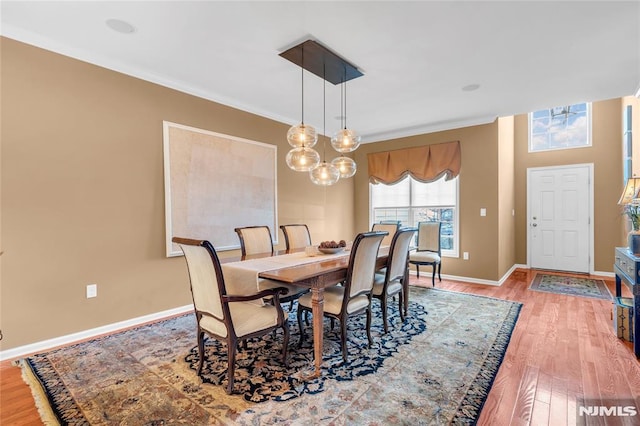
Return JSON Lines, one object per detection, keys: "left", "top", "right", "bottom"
{"left": 532, "top": 223, "right": 537, "bottom": 227}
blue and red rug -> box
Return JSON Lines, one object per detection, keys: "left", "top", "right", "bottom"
{"left": 529, "top": 273, "right": 612, "bottom": 300}
{"left": 17, "top": 287, "right": 522, "bottom": 425}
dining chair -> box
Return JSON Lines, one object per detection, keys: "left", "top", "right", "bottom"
{"left": 234, "top": 225, "right": 274, "bottom": 256}
{"left": 279, "top": 224, "right": 312, "bottom": 251}
{"left": 408, "top": 221, "right": 442, "bottom": 286}
{"left": 371, "top": 221, "right": 400, "bottom": 247}
{"left": 234, "top": 225, "right": 308, "bottom": 307}
{"left": 172, "top": 237, "right": 290, "bottom": 394}
{"left": 372, "top": 227, "right": 417, "bottom": 333}
{"left": 296, "top": 230, "right": 387, "bottom": 362}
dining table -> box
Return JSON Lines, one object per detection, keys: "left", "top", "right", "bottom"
{"left": 220, "top": 244, "right": 414, "bottom": 378}
{"left": 247, "top": 246, "right": 401, "bottom": 378}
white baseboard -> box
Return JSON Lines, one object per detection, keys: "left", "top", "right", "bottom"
{"left": 410, "top": 263, "right": 528, "bottom": 286}
{"left": 0, "top": 304, "right": 194, "bottom": 361}
{"left": 409, "top": 271, "right": 501, "bottom": 286}
{"left": 498, "top": 264, "right": 526, "bottom": 285}
{"left": 592, "top": 270, "right": 615, "bottom": 278}
{"left": 440, "top": 273, "right": 501, "bottom": 286}
{"left": 518, "top": 262, "right": 615, "bottom": 278}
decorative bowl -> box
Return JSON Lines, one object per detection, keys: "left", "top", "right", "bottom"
{"left": 318, "top": 247, "right": 345, "bottom": 254}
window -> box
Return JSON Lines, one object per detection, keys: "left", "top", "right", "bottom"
{"left": 370, "top": 175, "right": 459, "bottom": 257}
{"left": 529, "top": 102, "right": 591, "bottom": 152}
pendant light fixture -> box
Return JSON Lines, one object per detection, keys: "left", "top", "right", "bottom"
{"left": 331, "top": 155, "right": 357, "bottom": 178}
{"left": 310, "top": 63, "right": 340, "bottom": 186}
{"left": 286, "top": 46, "right": 319, "bottom": 172}
{"left": 286, "top": 147, "right": 320, "bottom": 172}
{"left": 280, "top": 39, "right": 363, "bottom": 182}
{"left": 331, "top": 72, "right": 361, "bottom": 153}
{"left": 310, "top": 161, "right": 340, "bottom": 185}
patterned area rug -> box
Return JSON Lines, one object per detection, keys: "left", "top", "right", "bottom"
{"left": 529, "top": 273, "right": 612, "bottom": 300}
{"left": 17, "top": 287, "right": 522, "bottom": 425}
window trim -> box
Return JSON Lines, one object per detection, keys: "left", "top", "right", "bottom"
{"left": 369, "top": 176, "right": 459, "bottom": 258}
{"left": 528, "top": 102, "right": 592, "bottom": 153}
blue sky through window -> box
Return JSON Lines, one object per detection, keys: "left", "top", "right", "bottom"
{"left": 529, "top": 103, "right": 590, "bottom": 151}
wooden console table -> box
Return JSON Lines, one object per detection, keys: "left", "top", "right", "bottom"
{"left": 614, "top": 246, "right": 640, "bottom": 358}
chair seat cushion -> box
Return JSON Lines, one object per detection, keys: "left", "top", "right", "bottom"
{"left": 298, "top": 286, "right": 370, "bottom": 315}
{"left": 200, "top": 302, "right": 280, "bottom": 338}
{"left": 409, "top": 250, "right": 441, "bottom": 264}
{"left": 372, "top": 274, "right": 403, "bottom": 296}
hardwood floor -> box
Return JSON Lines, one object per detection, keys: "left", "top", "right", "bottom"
{"left": 1, "top": 269, "right": 638, "bottom": 425}
{"left": 0, "top": 359, "right": 41, "bottom": 425}
{"left": 431, "top": 269, "right": 639, "bottom": 426}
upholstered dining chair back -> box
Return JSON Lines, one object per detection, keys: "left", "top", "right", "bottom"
{"left": 372, "top": 227, "right": 417, "bottom": 333}
{"left": 371, "top": 222, "right": 400, "bottom": 247}
{"left": 176, "top": 239, "right": 227, "bottom": 328}
{"left": 280, "top": 224, "right": 312, "bottom": 251}
{"left": 387, "top": 227, "right": 418, "bottom": 281}
{"left": 409, "top": 221, "right": 443, "bottom": 286}
{"left": 346, "top": 231, "right": 387, "bottom": 299}
{"left": 234, "top": 225, "right": 274, "bottom": 256}
{"left": 172, "top": 237, "right": 289, "bottom": 394}
{"left": 296, "top": 230, "right": 387, "bottom": 362}
{"left": 416, "top": 221, "right": 441, "bottom": 253}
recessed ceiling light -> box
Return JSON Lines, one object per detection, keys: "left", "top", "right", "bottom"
{"left": 462, "top": 84, "right": 480, "bottom": 92}
{"left": 106, "top": 19, "right": 136, "bottom": 34}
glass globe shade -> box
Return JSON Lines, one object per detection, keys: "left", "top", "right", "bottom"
{"left": 286, "top": 147, "right": 320, "bottom": 172}
{"left": 331, "top": 156, "right": 357, "bottom": 178}
{"left": 309, "top": 161, "right": 340, "bottom": 186}
{"left": 330, "top": 128, "right": 361, "bottom": 153}
{"left": 287, "top": 123, "right": 318, "bottom": 148}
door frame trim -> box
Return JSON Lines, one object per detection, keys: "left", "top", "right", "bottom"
{"left": 526, "top": 163, "right": 594, "bottom": 273}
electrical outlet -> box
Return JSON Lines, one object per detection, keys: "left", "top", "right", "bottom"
{"left": 86, "top": 284, "right": 97, "bottom": 298}
{"left": 463, "top": 252, "right": 469, "bottom": 260}
{"left": 480, "top": 208, "right": 486, "bottom": 217}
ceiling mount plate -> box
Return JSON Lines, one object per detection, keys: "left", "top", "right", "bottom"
{"left": 279, "top": 39, "right": 363, "bottom": 85}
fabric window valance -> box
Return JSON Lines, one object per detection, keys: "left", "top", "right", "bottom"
{"left": 367, "top": 141, "right": 461, "bottom": 184}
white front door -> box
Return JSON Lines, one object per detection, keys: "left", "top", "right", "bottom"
{"left": 528, "top": 164, "right": 592, "bottom": 273}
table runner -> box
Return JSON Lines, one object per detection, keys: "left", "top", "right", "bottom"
{"left": 221, "top": 250, "right": 349, "bottom": 304}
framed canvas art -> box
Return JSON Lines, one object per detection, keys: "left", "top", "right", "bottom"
{"left": 163, "top": 121, "right": 277, "bottom": 257}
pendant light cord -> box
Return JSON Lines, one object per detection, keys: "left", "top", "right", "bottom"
{"left": 301, "top": 47, "right": 305, "bottom": 125}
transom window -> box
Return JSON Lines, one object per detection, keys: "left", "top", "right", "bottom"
{"left": 529, "top": 102, "right": 591, "bottom": 152}
{"left": 370, "top": 175, "right": 459, "bottom": 257}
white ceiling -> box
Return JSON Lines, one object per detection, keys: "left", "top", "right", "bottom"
{"left": 2, "top": 1, "right": 639, "bottom": 143}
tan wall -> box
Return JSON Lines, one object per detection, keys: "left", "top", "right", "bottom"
{"left": 354, "top": 122, "right": 502, "bottom": 281}
{"left": 497, "top": 116, "right": 516, "bottom": 277}
{"left": 513, "top": 98, "right": 625, "bottom": 271}
{"left": 0, "top": 38, "right": 354, "bottom": 350}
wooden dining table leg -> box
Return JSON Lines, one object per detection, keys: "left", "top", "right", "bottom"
{"left": 310, "top": 285, "right": 325, "bottom": 377}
